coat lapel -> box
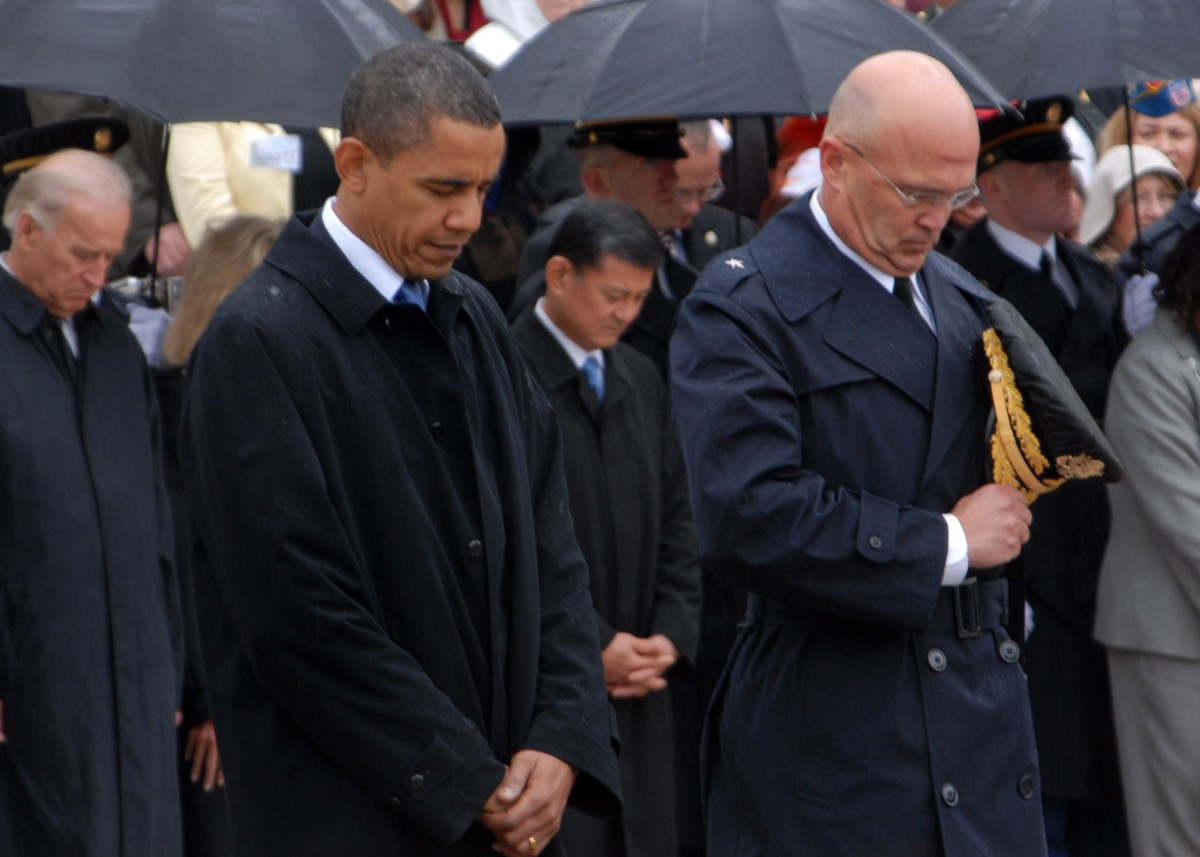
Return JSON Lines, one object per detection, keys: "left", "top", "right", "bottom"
{"left": 920, "top": 254, "right": 989, "bottom": 487}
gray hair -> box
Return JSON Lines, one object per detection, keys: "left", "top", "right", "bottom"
{"left": 3, "top": 148, "right": 132, "bottom": 236}
{"left": 681, "top": 120, "right": 715, "bottom": 153}
{"left": 341, "top": 42, "right": 501, "bottom": 163}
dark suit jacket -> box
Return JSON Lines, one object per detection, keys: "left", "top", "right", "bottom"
{"left": 510, "top": 197, "right": 758, "bottom": 376}
{"left": 511, "top": 311, "right": 701, "bottom": 857}
{"left": 1116, "top": 190, "right": 1200, "bottom": 285}
{"left": 182, "top": 212, "right": 620, "bottom": 857}
{"left": 953, "top": 222, "right": 1128, "bottom": 803}
{"left": 670, "top": 196, "right": 1046, "bottom": 857}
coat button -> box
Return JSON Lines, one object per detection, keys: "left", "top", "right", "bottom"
{"left": 466, "top": 539, "right": 483, "bottom": 560}
{"left": 999, "top": 639, "right": 1021, "bottom": 663}
{"left": 389, "top": 796, "right": 403, "bottom": 810}
{"left": 430, "top": 421, "right": 444, "bottom": 438}
{"left": 1018, "top": 775, "right": 1035, "bottom": 800}
{"left": 868, "top": 534, "right": 883, "bottom": 550}
{"left": 941, "top": 783, "right": 959, "bottom": 807}
{"left": 927, "top": 648, "right": 947, "bottom": 672}
{"left": 384, "top": 317, "right": 396, "bottom": 332}
{"left": 410, "top": 773, "right": 425, "bottom": 791}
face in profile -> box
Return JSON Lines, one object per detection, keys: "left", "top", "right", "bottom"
{"left": 349, "top": 116, "right": 506, "bottom": 281}
{"left": 544, "top": 252, "right": 654, "bottom": 351}
{"left": 14, "top": 194, "right": 130, "bottom": 318}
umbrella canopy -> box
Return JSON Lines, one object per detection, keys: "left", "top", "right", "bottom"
{"left": 489, "top": 0, "right": 1006, "bottom": 126}
{"left": 933, "top": 0, "right": 1200, "bottom": 99}
{"left": 0, "top": 0, "right": 424, "bottom": 127}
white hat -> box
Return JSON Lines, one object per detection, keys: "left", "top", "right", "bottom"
{"left": 1078, "top": 145, "right": 1185, "bottom": 247}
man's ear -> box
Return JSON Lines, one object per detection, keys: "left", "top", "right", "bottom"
{"left": 818, "top": 137, "right": 847, "bottom": 191}
{"left": 976, "top": 168, "right": 1001, "bottom": 200}
{"left": 544, "top": 255, "right": 575, "bottom": 295}
{"left": 580, "top": 162, "right": 611, "bottom": 198}
{"left": 334, "top": 137, "right": 370, "bottom": 191}
{"left": 14, "top": 209, "right": 40, "bottom": 250}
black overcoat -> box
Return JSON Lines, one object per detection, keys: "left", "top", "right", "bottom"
{"left": 511, "top": 310, "right": 702, "bottom": 857}
{"left": 953, "top": 222, "right": 1128, "bottom": 803}
{"left": 181, "top": 213, "right": 620, "bottom": 857}
{"left": 670, "top": 196, "right": 1047, "bottom": 857}
{"left": 0, "top": 270, "right": 183, "bottom": 857}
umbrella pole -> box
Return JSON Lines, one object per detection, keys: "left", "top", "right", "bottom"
{"left": 732, "top": 116, "right": 741, "bottom": 244}
{"left": 1122, "top": 86, "right": 1148, "bottom": 276}
{"left": 148, "top": 123, "right": 172, "bottom": 291}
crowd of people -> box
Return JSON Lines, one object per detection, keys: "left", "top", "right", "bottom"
{"left": 1, "top": 3, "right": 1200, "bottom": 857}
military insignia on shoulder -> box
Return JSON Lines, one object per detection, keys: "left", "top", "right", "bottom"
{"left": 724, "top": 258, "right": 744, "bottom": 269}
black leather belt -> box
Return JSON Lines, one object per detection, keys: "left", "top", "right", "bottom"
{"left": 750, "top": 577, "right": 1008, "bottom": 639}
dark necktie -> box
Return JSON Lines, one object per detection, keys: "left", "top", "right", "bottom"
{"left": 1039, "top": 251, "right": 1054, "bottom": 281}
{"left": 581, "top": 355, "right": 604, "bottom": 403}
{"left": 894, "top": 276, "right": 921, "bottom": 317}
{"left": 40, "top": 313, "right": 77, "bottom": 384}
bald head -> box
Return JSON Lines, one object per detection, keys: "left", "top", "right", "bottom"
{"left": 819, "top": 52, "right": 981, "bottom": 276}
{"left": 826, "top": 51, "right": 979, "bottom": 155}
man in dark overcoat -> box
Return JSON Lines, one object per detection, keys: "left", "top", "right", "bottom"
{"left": 508, "top": 119, "right": 757, "bottom": 377}
{"left": 952, "top": 97, "right": 1130, "bottom": 856}
{"left": 510, "top": 200, "right": 702, "bottom": 857}
{"left": 0, "top": 149, "right": 183, "bottom": 856}
{"left": 181, "top": 44, "right": 620, "bottom": 857}
{"left": 670, "top": 52, "right": 1047, "bottom": 856}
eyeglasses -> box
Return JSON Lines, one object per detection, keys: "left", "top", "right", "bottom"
{"left": 843, "top": 141, "right": 979, "bottom": 211}
{"left": 674, "top": 176, "right": 725, "bottom": 204}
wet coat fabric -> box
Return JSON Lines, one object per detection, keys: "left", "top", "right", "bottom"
{"left": 511, "top": 310, "right": 702, "bottom": 857}
{"left": 669, "top": 197, "right": 1047, "bottom": 857}
{"left": 0, "top": 269, "right": 183, "bottom": 857}
{"left": 181, "top": 212, "right": 620, "bottom": 857}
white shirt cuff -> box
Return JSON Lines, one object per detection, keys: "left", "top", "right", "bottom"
{"left": 942, "top": 514, "right": 969, "bottom": 586}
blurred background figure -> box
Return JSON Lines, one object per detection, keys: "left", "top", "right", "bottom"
{"left": 1109, "top": 82, "right": 1200, "bottom": 337}
{"left": 160, "top": 215, "right": 283, "bottom": 857}
{"left": 1096, "top": 222, "right": 1200, "bottom": 857}
{"left": 466, "top": 0, "right": 586, "bottom": 69}
{"left": 1080, "top": 145, "right": 1185, "bottom": 267}
{"left": 1098, "top": 80, "right": 1200, "bottom": 191}
{"left": 166, "top": 122, "right": 338, "bottom": 250}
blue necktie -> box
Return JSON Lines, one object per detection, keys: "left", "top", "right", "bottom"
{"left": 394, "top": 278, "right": 427, "bottom": 311}
{"left": 581, "top": 355, "right": 604, "bottom": 403}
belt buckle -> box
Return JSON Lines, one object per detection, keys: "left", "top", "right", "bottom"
{"left": 953, "top": 576, "right": 982, "bottom": 639}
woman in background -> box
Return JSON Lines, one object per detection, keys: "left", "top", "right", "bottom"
{"left": 1095, "top": 222, "right": 1200, "bottom": 857}
{"left": 160, "top": 215, "right": 282, "bottom": 857}
{"left": 1080, "top": 145, "right": 1185, "bottom": 267}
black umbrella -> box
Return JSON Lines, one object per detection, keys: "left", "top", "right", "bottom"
{"left": 932, "top": 0, "right": 1200, "bottom": 101}
{"left": 0, "top": 0, "right": 424, "bottom": 127}
{"left": 489, "top": 0, "right": 1006, "bottom": 126}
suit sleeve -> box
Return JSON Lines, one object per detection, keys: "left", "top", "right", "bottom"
{"left": 669, "top": 284, "right": 948, "bottom": 631}
{"left": 182, "top": 314, "right": 507, "bottom": 846}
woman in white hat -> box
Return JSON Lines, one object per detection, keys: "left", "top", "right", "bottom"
{"left": 1080, "top": 144, "right": 1186, "bottom": 267}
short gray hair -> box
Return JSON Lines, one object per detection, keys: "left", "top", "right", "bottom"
{"left": 3, "top": 148, "right": 132, "bottom": 236}
{"left": 340, "top": 42, "right": 501, "bottom": 163}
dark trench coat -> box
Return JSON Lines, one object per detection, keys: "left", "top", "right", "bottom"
{"left": 512, "top": 309, "right": 702, "bottom": 857}
{"left": 0, "top": 269, "right": 183, "bottom": 857}
{"left": 181, "top": 213, "right": 620, "bottom": 857}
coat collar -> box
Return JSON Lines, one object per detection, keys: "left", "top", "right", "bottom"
{"left": 0, "top": 265, "right": 113, "bottom": 337}
{"left": 265, "top": 211, "right": 468, "bottom": 336}
{"left": 511, "top": 307, "right": 630, "bottom": 419}
{"left": 747, "top": 197, "right": 992, "bottom": 488}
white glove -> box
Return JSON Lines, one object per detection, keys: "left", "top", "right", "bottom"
{"left": 1122, "top": 272, "right": 1159, "bottom": 337}
{"left": 128, "top": 304, "right": 173, "bottom": 369}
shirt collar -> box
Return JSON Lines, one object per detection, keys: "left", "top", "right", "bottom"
{"left": 320, "top": 197, "right": 429, "bottom": 305}
{"left": 534, "top": 297, "right": 604, "bottom": 371}
{"left": 986, "top": 217, "right": 1056, "bottom": 273}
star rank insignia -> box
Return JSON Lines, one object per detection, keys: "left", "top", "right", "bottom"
{"left": 724, "top": 258, "right": 745, "bottom": 269}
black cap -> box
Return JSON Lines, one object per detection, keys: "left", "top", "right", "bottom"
{"left": 983, "top": 298, "right": 1123, "bottom": 504}
{"left": 977, "top": 96, "right": 1075, "bottom": 174}
{"left": 567, "top": 118, "right": 686, "bottom": 160}
{"left": 0, "top": 116, "right": 131, "bottom": 186}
